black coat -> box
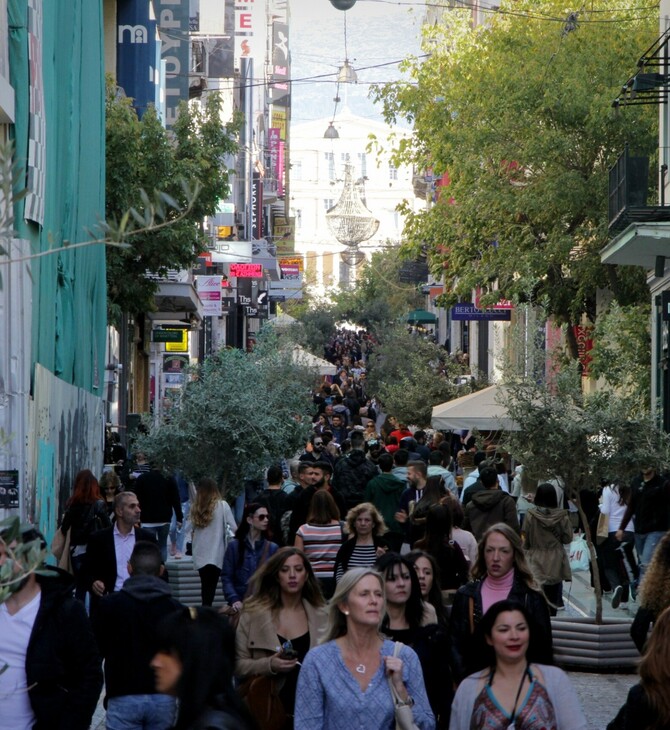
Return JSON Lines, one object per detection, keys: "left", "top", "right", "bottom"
{"left": 134, "top": 469, "right": 183, "bottom": 523}
{"left": 449, "top": 571, "right": 553, "bottom": 683}
{"left": 331, "top": 450, "right": 378, "bottom": 509}
{"left": 93, "top": 574, "right": 183, "bottom": 699}
{"left": 607, "top": 683, "right": 657, "bottom": 730}
{"left": 84, "top": 526, "right": 158, "bottom": 597}
{"left": 27, "top": 569, "right": 103, "bottom": 729}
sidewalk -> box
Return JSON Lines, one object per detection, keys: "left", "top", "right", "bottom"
{"left": 562, "top": 567, "right": 636, "bottom": 621}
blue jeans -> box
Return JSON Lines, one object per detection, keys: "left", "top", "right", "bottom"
{"left": 106, "top": 694, "right": 175, "bottom": 730}
{"left": 169, "top": 501, "right": 190, "bottom": 553}
{"left": 634, "top": 531, "right": 665, "bottom": 585}
{"left": 142, "top": 524, "right": 171, "bottom": 563}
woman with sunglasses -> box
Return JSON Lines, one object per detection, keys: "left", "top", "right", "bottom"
{"left": 221, "top": 503, "right": 278, "bottom": 616}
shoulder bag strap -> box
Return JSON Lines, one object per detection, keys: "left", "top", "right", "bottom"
{"left": 469, "top": 596, "right": 475, "bottom": 635}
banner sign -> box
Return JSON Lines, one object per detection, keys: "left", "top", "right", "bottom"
{"left": 156, "top": 0, "right": 189, "bottom": 129}
{"left": 252, "top": 171, "right": 263, "bottom": 240}
{"left": 270, "top": 22, "right": 289, "bottom": 106}
{"left": 573, "top": 325, "right": 594, "bottom": 377}
{"left": 451, "top": 303, "right": 512, "bottom": 321}
{"left": 195, "top": 275, "right": 223, "bottom": 316}
{"left": 279, "top": 256, "right": 303, "bottom": 280}
{"left": 116, "top": 0, "right": 159, "bottom": 119}
{"left": 230, "top": 263, "right": 263, "bottom": 278}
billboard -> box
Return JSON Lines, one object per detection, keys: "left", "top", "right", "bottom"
{"left": 270, "top": 22, "right": 289, "bottom": 106}
{"left": 116, "top": 0, "right": 160, "bottom": 118}
{"left": 156, "top": 0, "right": 190, "bottom": 129}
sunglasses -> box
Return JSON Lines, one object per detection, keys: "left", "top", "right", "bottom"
{"left": 255, "top": 514, "right": 270, "bottom": 520}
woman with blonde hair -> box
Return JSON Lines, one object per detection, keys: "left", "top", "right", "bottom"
{"left": 294, "top": 567, "right": 434, "bottom": 730}
{"left": 609, "top": 604, "right": 670, "bottom": 729}
{"left": 630, "top": 532, "right": 670, "bottom": 653}
{"left": 449, "top": 523, "right": 553, "bottom": 683}
{"left": 333, "top": 502, "right": 387, "bottom": 583}
{"left": 190, "top": 477, "right": 237, "bottom": 606}
{"left": 236, "top": 547, "right": 327, "bottom": 729}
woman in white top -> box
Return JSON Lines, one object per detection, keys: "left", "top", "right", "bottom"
{"left": 190, "top": 477, "right": 237, "bottom": 606}
{"left": 600, "top": 481, "right": 635, "bottom": 610}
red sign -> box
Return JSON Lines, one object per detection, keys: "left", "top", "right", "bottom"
{"left": 474, "top": 288, "right": 513, "bottom": 310}
{"left": 230, "top": 263, "right": 263, "bottom": 278}
{"left": 573, "top": 325, "right": 594, "bottom": 377}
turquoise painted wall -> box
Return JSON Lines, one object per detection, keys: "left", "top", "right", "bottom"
{"left": 8, "top": 0, "right": 106, "bottom": 397}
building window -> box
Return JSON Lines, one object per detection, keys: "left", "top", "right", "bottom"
{"left": 323, "top": 198, "right": 334, "bottom": 212}
{"left": 292, "top": 160, "right": 302, "bottom": 181}
{"left": 325, "top": 152, "right": 335, "bottom": 181}
{"left": 358, "top": 153, "right": 367, "bottom": 179}
{"left": 389, "top": 163, "right": 398, "bottom": 180}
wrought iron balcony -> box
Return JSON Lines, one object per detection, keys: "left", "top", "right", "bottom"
{"left": 608, "top": 146, "right": 670, "bottom": 234}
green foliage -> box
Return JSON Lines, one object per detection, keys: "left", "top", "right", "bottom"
{"left": 135, "top": 331, "right": 314, "bottom": 492}
{"left": 282, "top": 301, "right": 342, "bottom": 356}
{"left": 105, "top": 82, "right": 239, "bottom": 323}
{"left": 0, "top": 517, "right": 49, "bottom": 606}
{"left": 334, "top": 246, "right": 424, "bottom": 333}
{"left": 371, "top": 1, "right": 655, "bottom": 345}
{"left": 366, "top": 324, "right": 478, "bottom": 426}
{"left": 502, "top": 366, "right": 670, "bottom": 497}
{"left": 588, "top": 301, "right": 651, "bottom": 403}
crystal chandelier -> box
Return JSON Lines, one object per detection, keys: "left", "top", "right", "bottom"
{"left": 326, "top": 162, "right": 379, "bottom": 250}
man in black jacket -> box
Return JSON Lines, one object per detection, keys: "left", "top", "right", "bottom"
{"left": 617, "top": 466, "right": 670, "bottom": 585}
{"left": 93, "top": 540, "right": 183, "bottom": 727}
{"left": 134, "top": 465, "right": 183, "bottom": 562}
{"left": 0, "top": 521, "right": 102, "bottom": 729}
{"left": 332, "top": 431, "right": 379, "bottom": 510}
{"left": 84, "top": 491, "right": 158, "bottom": 612}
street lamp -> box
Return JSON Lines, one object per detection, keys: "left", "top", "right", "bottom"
{"left": 329, "top": 0, "right": 357, "bottom": 9}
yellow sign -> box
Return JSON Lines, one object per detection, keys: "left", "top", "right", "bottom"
{"left": 278, "top": 256, "right": 304, "bottom": 272}
{"left": 273, "top": 217, "right": 295, "bottom": 255}
{"left": 271, "top": 110, "right": 287, "bottom": 141}
{"left": 217, "top": 225, "right": 233, "bottom": 238}
{"left": 165, "top": 329, "right": 189, "bottom": 352}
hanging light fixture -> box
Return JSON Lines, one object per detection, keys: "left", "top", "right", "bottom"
{"left": 324, "top": 121, "right": 339, "bottom": 139}
{"left": 338, "top": 13, "right": 357, "bottom": 84}
{"left": 337, "top": 60, "right": 357, "bottom": 84}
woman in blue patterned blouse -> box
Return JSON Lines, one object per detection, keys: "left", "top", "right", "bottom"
{"left": 294, "top": 567, "right": 435, "bottom": 730}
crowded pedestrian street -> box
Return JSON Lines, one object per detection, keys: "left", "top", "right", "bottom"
{"left": 3, "top": 1, "right": 670, "bottom": 729}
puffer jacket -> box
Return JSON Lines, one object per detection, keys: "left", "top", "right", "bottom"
{"left": 449, "top": 571, "right": 553, "bottom": 683}
{"left": 332, "top": 449, "right": 379, "bottom": 509}
{"left": 463, "top": 489, "right": 519, "bottom": 540}
{"left": 523, "top": 506, "right": 573, "bottom": 584}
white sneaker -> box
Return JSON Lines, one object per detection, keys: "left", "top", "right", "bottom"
{"left": 611, "top": 585, "right": 623, "bottom": 609}
{"left": 619, "top": 602, "right": 629, "bottom": 610}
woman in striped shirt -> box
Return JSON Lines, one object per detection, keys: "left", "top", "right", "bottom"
{"left": 295, "top": 490, "right": 344, "bottom": 599}
{"left": 333, "top": 502, "right": 388, "bottom": 584}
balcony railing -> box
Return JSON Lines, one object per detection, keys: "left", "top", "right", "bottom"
{"left": 608, "top": 146, "right": 670, "bottom": 234}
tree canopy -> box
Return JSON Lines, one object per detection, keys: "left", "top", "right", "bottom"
{"left": 135, "top": 332, "right": 314, "bottom": 492}
{"left": 366, "top": 324, "right": 477, "bottom": 427}
{"left": 372, "top": 0, "right": 657, "bottom": 357}
{"left": 105, "top": 84, "right": 239, "bottom": 323}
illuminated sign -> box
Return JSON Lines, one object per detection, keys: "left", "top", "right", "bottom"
{"left": 230, "top": 263, "right": 263, "bottom": 278}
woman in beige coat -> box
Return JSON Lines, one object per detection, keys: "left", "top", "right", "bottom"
{"left": 522, "top": 482, "right": 573, "bottom": 615}
{"left": 235, "top": 547, "right": 328, "bottom": 729}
